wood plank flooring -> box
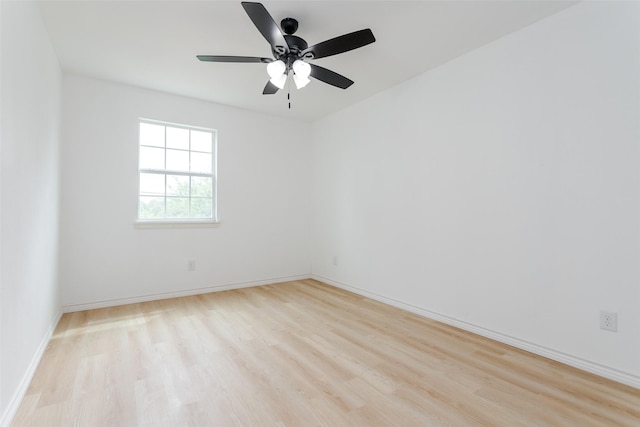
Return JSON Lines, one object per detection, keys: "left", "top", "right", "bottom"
{"left": 11, "top": 279, "right": 640, "bottom": 426}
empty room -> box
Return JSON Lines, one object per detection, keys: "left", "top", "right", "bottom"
{"left": 1, "top": 0, "right": 639, "bottom": 425}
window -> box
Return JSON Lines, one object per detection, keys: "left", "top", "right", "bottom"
{"left": 138, "top": 119, "right": 217, "bottom": 222}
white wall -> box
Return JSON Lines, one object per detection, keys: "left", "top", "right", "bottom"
{"left": 0, "top": 0, "right": 62, "bottom": 422}
{"left": 2, "top": 7, "right": 638, "bottom": 424}
{"left": 311, "top": 1, "right": 640, "bottom": 386}
{"left": 60, "top": 75, "right": 311, "bottom": 308}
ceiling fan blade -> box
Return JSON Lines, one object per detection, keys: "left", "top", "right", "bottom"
{"left": 197, "top": 55, "right": 272, "bottom": 63}
{"left": 302, "top": 29, "right": 375, "bottom": 60}
{"left": 309, "top": 64, "right": 354, "bottom": 89}
{"left": 263, "top": 80, "right": 279, "bottom": 95}
{"left": 241, "top": 2, "right": 289, "bottom": 55}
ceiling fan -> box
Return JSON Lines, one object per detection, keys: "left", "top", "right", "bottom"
{"left": 197, "top": 2, "right": 376, "bottom": 95}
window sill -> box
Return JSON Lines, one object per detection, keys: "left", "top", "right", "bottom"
{"left": 134, "top": 220, "right": 220, "bottom": 229}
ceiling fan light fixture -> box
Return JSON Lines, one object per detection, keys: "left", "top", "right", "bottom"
{"left": 293, "top": 73, "right": 310, "bottom": 89}
{"left": 292, "top": 59, "right": 311, "bottom": 79}
{"left": 266, "top": 59, "right": 286, "bottom": 79}
{"left": 270, "top": 73, "right": 288, "bottom": 90}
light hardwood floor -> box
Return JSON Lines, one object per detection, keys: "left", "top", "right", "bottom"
{"left": 11, "top": 279, "right": 640, "bottom": 426}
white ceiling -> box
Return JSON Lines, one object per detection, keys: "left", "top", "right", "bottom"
{"left": 38, "top": 0, "right": 577, "bottom": 122}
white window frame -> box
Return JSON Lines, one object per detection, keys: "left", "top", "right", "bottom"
{"left": 135, "top": 118, "right": 219, "bottom": 228}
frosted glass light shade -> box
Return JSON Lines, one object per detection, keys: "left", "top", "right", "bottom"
{"left": 270, "top": 73, "right": 287, "bottom": 89}
{"left": 266, "top": 60, "right": 286, "bottom": 79}
{"left": 292, "top": 60, "right": 311, "bottom": 79}
{"left": 293, "top": 73, "right": 310, "bottom": 89}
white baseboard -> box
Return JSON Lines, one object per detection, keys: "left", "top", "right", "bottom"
{"left": 63, "top": 275, "right": 312, "bottom": 313}
{"left": 313, "top": 274, "right": 640, "bottom": 390}
{"left": 0, "top": 310, "right": 63, "bottom": 427}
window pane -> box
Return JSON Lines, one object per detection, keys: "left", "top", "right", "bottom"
{"left": 166, "top": 149, "right": 189, "bottom": 172}
{"left": 140, "top": 173, "right": 165, "bottom": 196}
{"left": 191, "top": 152, "right": 212, "bottom": 174}
{"left": 191, "top": 197, "right": 212, "bottom": 218}
{"left": 139, "top": 196, "right": 165, "bottom": 219}
{"left": 166, "top": 197, "right": 190, "bottom": 218}
{"left": 166, "top": 175, "right": 189, "bottom": 196}
{"left": 140, "top": 146, "right": 165, "bottom": 170}
{"left": 191, "top": 130, "right": 212, "bottom": 152}
{"left": 140, "top": 123, "right": 165, "bottom": 147}
{"left": 191, "top": 176, "right": 212, "bottom": 198}
{"left": 167, "top": 126, "right": 189, "bottom": 150}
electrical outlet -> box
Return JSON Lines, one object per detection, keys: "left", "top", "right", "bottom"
{"left": 187, "top": 260, "right": 196, "bottom": 271}
{"left": 599, "top": 310, "right": 617, "bottom": 332}
{"left": 332, "top": 255, "right": 338, "bottom": 266}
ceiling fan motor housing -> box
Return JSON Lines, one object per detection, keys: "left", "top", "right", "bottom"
{"left": 266, "top": 18, "right": 305, "bottom": 61}
{"left": 283, "top": 35, "right": 308, "bottom": 55}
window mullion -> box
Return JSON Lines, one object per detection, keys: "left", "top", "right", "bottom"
{"left": 189, "top": 129, "right": 192, "bottom": 216}
{"left": 140, "top": 169, "right": 211, "bottom": 178}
